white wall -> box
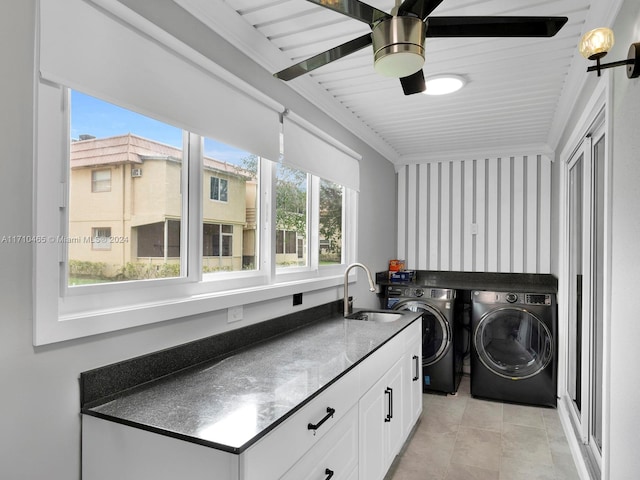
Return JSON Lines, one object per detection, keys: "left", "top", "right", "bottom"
{"left": 0, "top": 1, "right": 395, "bottom": 478}
{"left": 607, "top": 0, "right": 640, "bottom": 477}
{"left": 397, "top": 154, "right": 552, "bottom": 273}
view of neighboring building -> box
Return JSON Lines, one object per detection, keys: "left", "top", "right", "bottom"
{"left": 68, "top": 133, "right": 257, "bottom": 281}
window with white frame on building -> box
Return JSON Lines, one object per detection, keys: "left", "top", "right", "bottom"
{"left": 91, "top": 169, "right": 111, "bottom": 192}
{"left": 91, "top": 227, "right": 111, "bottom": 251}
{"left": 210, "top": 177, "right": 228, "bottom": 202}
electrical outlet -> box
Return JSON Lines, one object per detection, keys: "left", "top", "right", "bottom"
{"left": 227, "top": 305, "right": 243, "bottom": 323}
{"left": 293, "top": 293, "right": 303, "bottom": 306}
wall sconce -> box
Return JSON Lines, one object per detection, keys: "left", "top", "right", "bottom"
{"left": 579, "top": 27, "right": 640, "bottom": 78}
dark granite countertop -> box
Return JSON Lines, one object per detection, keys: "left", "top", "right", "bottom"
{"left": 83, "top": 309, "right": 420, "bottom": 454}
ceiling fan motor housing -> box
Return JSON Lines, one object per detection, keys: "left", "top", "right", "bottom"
{"left": 372, "top": 16, "right": 426, "bottom": 78}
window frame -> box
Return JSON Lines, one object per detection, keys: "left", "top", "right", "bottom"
{"left": 209, "top": 176, "right": 228, "bottom": 203}
{"left": 91, "top": 169, "right": 111, "bottom": 193}
{"left": 32, "top": 0, "right": 360, "bottom": 345}
{"left": 33, "top": 84, "right": 358, "bottom": 345}
{"left": 91, "top": 227, "right": 112, "bottom": 251}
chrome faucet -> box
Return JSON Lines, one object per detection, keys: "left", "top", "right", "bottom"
{"left": 343, "top": 262, "right": 377, "bottom": 316}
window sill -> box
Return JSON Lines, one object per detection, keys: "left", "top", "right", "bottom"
{"left": 35, "top": 274, "right": 346, "bottom": 346}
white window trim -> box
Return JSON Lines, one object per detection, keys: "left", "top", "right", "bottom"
{"left": 32, "top": 0, "right": 360, "bottom": 346}
{"left": 209, "top": 176, "right": 228, "bottom": 203}
{"left": 33, "top": 86, "right": 358, "bottom": 346}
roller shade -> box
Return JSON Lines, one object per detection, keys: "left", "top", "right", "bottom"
{"left": 39, "top": 0, "right": 280, "bottom": 160}
{"left": 283, "top": 116, "right": 361, "bottom": 192}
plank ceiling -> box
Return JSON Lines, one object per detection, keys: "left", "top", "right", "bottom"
{"left": 175, "top": 0, "right": 608, "bottom": 164}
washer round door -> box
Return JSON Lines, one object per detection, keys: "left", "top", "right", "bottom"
{"left": 393, "top": 300, "right": 451, "bottom": 366}
{"left": 474, "top": 307, "right": 553, "bottom": 379}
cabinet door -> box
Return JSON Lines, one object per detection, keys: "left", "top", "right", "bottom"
{"left": 358, "top": 358, "right": 403, "bottom": 480}
{"left": 403, "top": 331, "right": 423, "bottom": 435}
{"left": 358, "top": 378, "right": 386, "bottom": 480}
{"left": 385, "top": 360, "right": 405, "bottom": 460}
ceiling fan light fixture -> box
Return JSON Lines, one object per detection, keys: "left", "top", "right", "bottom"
{"left": 373, "top": 16, "right": 426, "bottom": 78}
{"left": 423, "top": 74, "right": 466, "bottom": 95}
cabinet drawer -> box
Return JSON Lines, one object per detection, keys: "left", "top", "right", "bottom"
{"left": 281, "top": 405, "right": 358, "bottom": 480}
{"left": 241, "top": 366, "right": 360, "bottom": 480}
{"left": 358, "top": 330, "right": 404, "bottom": 397}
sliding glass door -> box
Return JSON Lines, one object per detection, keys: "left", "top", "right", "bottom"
{"left": 565, "top": 115, "right": 607, "bottom": 474}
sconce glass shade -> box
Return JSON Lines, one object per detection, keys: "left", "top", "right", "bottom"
{"left": 579, "top": 28, "right": 615, "bottom": 60}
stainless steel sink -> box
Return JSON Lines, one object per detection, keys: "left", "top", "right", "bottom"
{"left": 345, "top": 311, "right": 404, "bottom": 323}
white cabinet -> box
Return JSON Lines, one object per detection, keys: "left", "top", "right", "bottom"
{"left": 241, "top": 367, "right": 359, "bottom": 480}
{"left": 280, "top": 405, "right": 358, "bottom": 480}
{"left": 358, "top": 357, "right": 404, "bottom": 480}
{"left": 82, "top": 415, "right": 239, "bottom": 480}
{"left": 82, "top": 318, "right": 422, "bottom": 480}
{"left": 358, "top": 319, "right": 422, "bottom": 480}
{"left": 403, "top": 321, "right": 423, "bottom": 435}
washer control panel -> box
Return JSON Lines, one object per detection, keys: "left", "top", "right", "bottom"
{"left": 387, "top": 286, "right": 454, "bottom": 300}
{"left": 387, "top": 286, "right": 423, "bottom": 298}
{"left": 472, "top": 290, "right": 553, "bottom": 306}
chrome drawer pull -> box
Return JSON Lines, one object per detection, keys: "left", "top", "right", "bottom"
{"left": 413, "top": 355, "right": 420, "bottom": 381}
{"left": 307, "top": 407, "right": 336, "bottom": 434}
{"left": 325, "top": 468, "right": 334, "bottom": 479}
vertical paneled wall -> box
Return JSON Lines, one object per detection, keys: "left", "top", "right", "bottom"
{"left": 397, "top": 155, "right": 552, "bottom": 274}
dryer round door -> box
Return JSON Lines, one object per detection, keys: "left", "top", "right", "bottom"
{"left": 474, "top": 307, "right": 553, "bottom": 379}
{"left": 393, "top": 300, "right": 451, "bottom": 366}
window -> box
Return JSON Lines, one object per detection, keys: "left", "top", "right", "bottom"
{"left": 68, "top": 90, "right": 184, "bottom": 285}
{"left": 34, "top": 0, "right": 360, "bottom": 345}
{"left": 203, "top": 137, "right": 258, "bottom": 273}
{"left": 91, "top": 169, "right": 111, "bottom": 192}
{"left": 210, "top": 177, "right": 228, "bottom": 202}
{"left": 91, "top": 227, "right": 111, "bottom": 251}
{"left": 319, "top": 180, "right": 343, "bottom": 265}
{"left": 275, "top": 163, "right": 308, "bottom": 268}
{"left": 275, "top": 230, "right": 298, "bottom": 255}
{"left": 203, "top": 224, "right": 233, "bottom": 258}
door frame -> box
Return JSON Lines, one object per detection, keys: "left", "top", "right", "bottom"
{"left": 558, "top": 76, "right": 613, "bottom": 479}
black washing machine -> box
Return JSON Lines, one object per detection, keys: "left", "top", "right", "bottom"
{"left": 471, "top": 290, "right": 557, "bottom": 407}
{"left": 386, "top": 286, "right": 463, "bottom": 394}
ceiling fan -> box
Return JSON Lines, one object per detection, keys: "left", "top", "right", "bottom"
{"left": 273, "top": 0, "right": 568, "bottom": 95}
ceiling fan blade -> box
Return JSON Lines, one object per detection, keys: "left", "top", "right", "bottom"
{"left": 274, "top": 33, "right": 372, "bottom": 81}
{"left": 425, "top": 16, "right": 568, "bottom": 37}
{"left": 306, "top": 0, "right": 391, "bottom": 27}
{"left": 397, "top": 0, "right": 444, "bottom": 20}
{"left": 400, "top": 70, "right": 426, "bottom": 95}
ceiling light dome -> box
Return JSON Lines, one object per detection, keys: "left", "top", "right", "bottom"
{"left": 423, "top": 74, "right": 467, "bottom": 95}
{"left": 372, "top": 16, "right": 426, "bottom": 78}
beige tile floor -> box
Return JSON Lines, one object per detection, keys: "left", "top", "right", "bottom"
{"left": 389, "top": 375, "right": 581, "bottom": 480}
